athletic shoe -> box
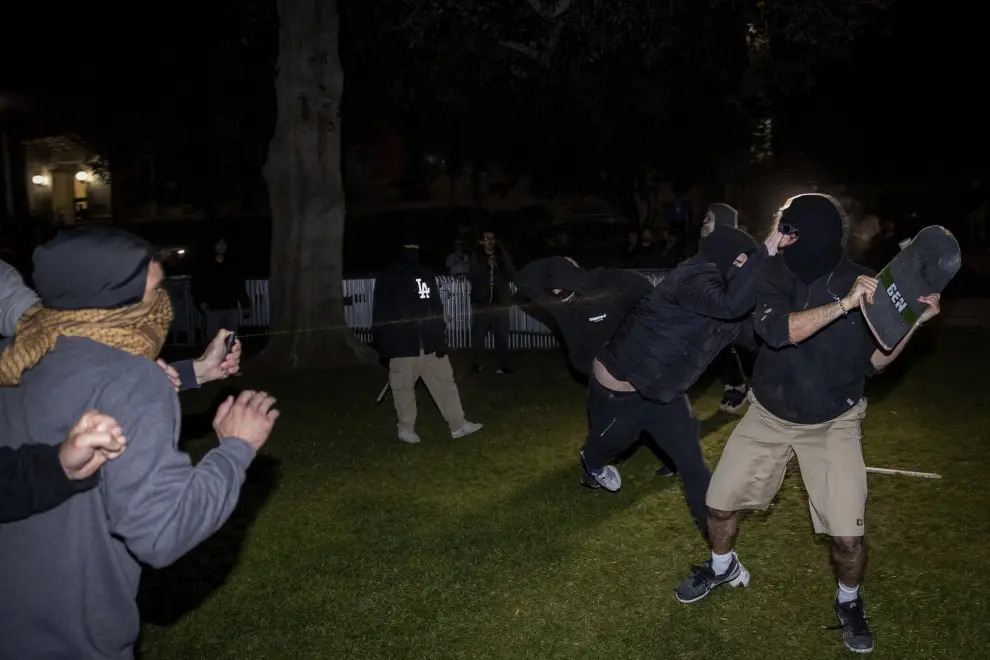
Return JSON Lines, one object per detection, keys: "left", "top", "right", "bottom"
{"left": 719, "top": 386, "right": 748, "bottom": 414}
{"left": 451, "top": 421, "right": 483, "bottom": 439}
{"left": 674, "top": 553, "right": 750, "bottom": 603}
{"left": 580, "top": 473, "right": 601, "bottom": 489}
{"left": 471, "top": 364, "right": 483, "bottom": 373}
{"left": 830, "top": 595, "right": 874, "bottom": 654}
{"left": 655, "top": 465, "right": 677, "bottom": 477}
{"left": 398, "top": 431, "right": 422, "bottom": 444}
{"left": 496, "top": 367, "right": 514, "bottom": 375}
{"left": 579, "top": 451, "right": 622, "bottom": 491}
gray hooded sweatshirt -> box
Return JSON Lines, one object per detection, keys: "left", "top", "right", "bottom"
{"left": 0, "top": 229, "right": 256, "bottom": 660}
{"left": 0, "top": 259, "right": 40, "bottom": 338}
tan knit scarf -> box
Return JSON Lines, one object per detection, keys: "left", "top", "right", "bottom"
{"left": 0, "top": 288, "right": 174, "bottom": 386}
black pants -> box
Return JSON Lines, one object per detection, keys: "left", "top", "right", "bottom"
{"left": 582, "top": 377, "right": 711, "bottom": 533}
{"left": 471, "top": 305, "right": 510, "bottom": 368}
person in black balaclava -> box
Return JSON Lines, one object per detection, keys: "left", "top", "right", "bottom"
{"left": 513, "top": 256, "right": 677, "bottom": 477}
{"left": 700, "top": 202, "right": 758, "bottom": 414}
{"left": 372, "top": 231, "right": 483, "bottom": 445}
{"left": 676, "top": 193, "right": 944, "bottom": 656}
{"left": 779, "top": 193, "right": 845, "bottom": 284}
{"left": 578, "top": 224, "right": 789, "bottom": 542}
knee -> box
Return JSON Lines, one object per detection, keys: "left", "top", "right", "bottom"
{"left": 831, "top": 536, "right": 865, "bottom": 556}
{"left": 707, "top": 507, "right": 735, "bottom": 522}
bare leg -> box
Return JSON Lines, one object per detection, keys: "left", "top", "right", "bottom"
{"left": 708, "top": 507, "right": 741, "bottom": 554}
{"left": 830, "top": 536, "right": 868, "bottom": 587}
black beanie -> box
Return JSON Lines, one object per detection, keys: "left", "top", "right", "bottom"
{"left": 402, "top": 230, "right": 419, "bottom": 247}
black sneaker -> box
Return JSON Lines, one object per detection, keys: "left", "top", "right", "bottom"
{"left": 674, "top": 554, "right": 750, "bottom": 604}
{"left": 471, "top": 364, "right": 483, "bottom": 373}
{"left": 830, "top": 595, "right": 874, "bottom": 654}
{"left": 655, "top": 465, "right": 677, "bottom": 477}
{"left": 496, "top": 366, "right": 514, "bottom": 375}
{"left": 719, "top": 387, "right": 747, "bottom": 414}
{"left": 580, "top": 473, "right": 601, "bottom": 489}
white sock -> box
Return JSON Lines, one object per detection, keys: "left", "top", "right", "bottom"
{"left": 837, "top": 581, "right": 859, "bottom": 605}
{"left": 711, "top": 551, "right": 734, "bottom": 575}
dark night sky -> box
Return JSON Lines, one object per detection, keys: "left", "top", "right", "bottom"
{"left": 1, "top": 1, "right": 986, "bottom": 182}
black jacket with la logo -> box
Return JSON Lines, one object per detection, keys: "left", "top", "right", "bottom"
{"left": 372, "top": 259, "right": 448, "bottom": 359}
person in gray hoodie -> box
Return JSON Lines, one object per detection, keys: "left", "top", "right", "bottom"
{"left": 0, "top": 256, "right": 243, "bottom": 526}
{"left": 1, "top": 411, "right": 127, "bottom": 524}
{"left": 0, "top": 228, "right": 279, "bottom": 660}
{"left": 0, "top": 258, "right": 40, "bottom": 342}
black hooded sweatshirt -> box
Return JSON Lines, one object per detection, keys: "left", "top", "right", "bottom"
{"left": 753, "top": 194, "right": 879, "bottom": 424}
{"left": 599, "top": 227, "right": 766, "bottom": 402}
{"left": 514, "top": 257, "right": 654, "bottom": 376}
{"left": 372, "top": 249, "right": 448, "bottom": 359}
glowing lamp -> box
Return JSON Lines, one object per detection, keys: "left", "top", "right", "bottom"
{"left": 75, "top": 171, "right": 90, "bottom": 182}
{"left": 31, "top": 174, "right": 49, "bottom": 186}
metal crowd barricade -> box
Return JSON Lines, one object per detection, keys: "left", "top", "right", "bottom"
{"left": 165, "top": 270, "right": 668, "bottom": 348}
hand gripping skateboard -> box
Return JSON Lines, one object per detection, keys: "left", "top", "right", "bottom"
{"left": 861, "top": 225, "right": 961, "bottom": 350}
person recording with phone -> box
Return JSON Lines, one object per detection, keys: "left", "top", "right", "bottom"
{"left": 468, "top": 228, "right": 515, "bottom": 374}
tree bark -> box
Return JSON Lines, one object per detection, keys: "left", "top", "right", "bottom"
{"left": 260, "top": 0, "right": 377, "bottom": 370}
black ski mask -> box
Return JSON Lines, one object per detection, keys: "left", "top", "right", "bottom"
{"left": 698, "top": 226, "right": 759, "bottom": 277}
{"left": 778, "top": 194, "right": 845, "bottom": 284}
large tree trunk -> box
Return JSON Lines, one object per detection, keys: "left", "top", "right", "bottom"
{"left": 260, "top": 0, "right": 377, "bottom": 370}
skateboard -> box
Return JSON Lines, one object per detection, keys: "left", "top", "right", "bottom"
{"left": 861, "top": 225, "right": 961, "bottom": 350}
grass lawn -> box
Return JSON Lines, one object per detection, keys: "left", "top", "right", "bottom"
{"left": 138, "top": 329, "right": 990, "bottom": 660}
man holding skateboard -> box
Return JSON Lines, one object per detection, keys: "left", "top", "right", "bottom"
{"left": 674, "top": 193, "right": 942, "bottom": 654}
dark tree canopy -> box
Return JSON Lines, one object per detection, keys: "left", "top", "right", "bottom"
{"left": 342, "top": 0, "right": 894, "bottom": 188}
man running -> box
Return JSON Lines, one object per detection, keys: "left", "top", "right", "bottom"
{"left": 579, "top": 225, "right": 791, "bottom": 534}
{"left": 674, "top": 193, "right": 942, "bottom": 654}
{"left": 513, "top": 256, "right": 677, "bottom": 476}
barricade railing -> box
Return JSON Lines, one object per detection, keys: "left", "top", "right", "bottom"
{"left": 166, "top": 270, "right": 669, "bottom": 349}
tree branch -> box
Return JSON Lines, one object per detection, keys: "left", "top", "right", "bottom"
{"left": 540, "top": 19, "right": 566, "bottom": 66}
{"left": 526, "top": 0, "right": 572, "bottom": 20}
{"left": 499, "top": 40, "right": 542, "bottom": 60}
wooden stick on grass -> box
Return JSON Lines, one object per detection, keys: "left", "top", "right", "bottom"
{"left": 866, "top": 467, "right": 942, "bottom": 479}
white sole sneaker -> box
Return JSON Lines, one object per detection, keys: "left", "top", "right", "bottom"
{"left": 398, "top": 432, "right": 422, "bottom": 444}
{"left": 451, "top": 421, "right": 483, "bottom": 439}
{"left": 579, "top": 451, "right": 622, "bottom": 491}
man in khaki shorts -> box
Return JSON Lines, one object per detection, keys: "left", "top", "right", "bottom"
{"left": 674, "top": 194, "right": 942, "bottom": 654}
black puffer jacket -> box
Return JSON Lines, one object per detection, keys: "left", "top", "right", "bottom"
{"left": 599, "top": 229, "right": 767, "bottom": 402}
{"left": 514, "top": 257, "right": 655, "bottom": 376}
{"left": 372, "top": 256, "right": 448, "bottom": 359}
